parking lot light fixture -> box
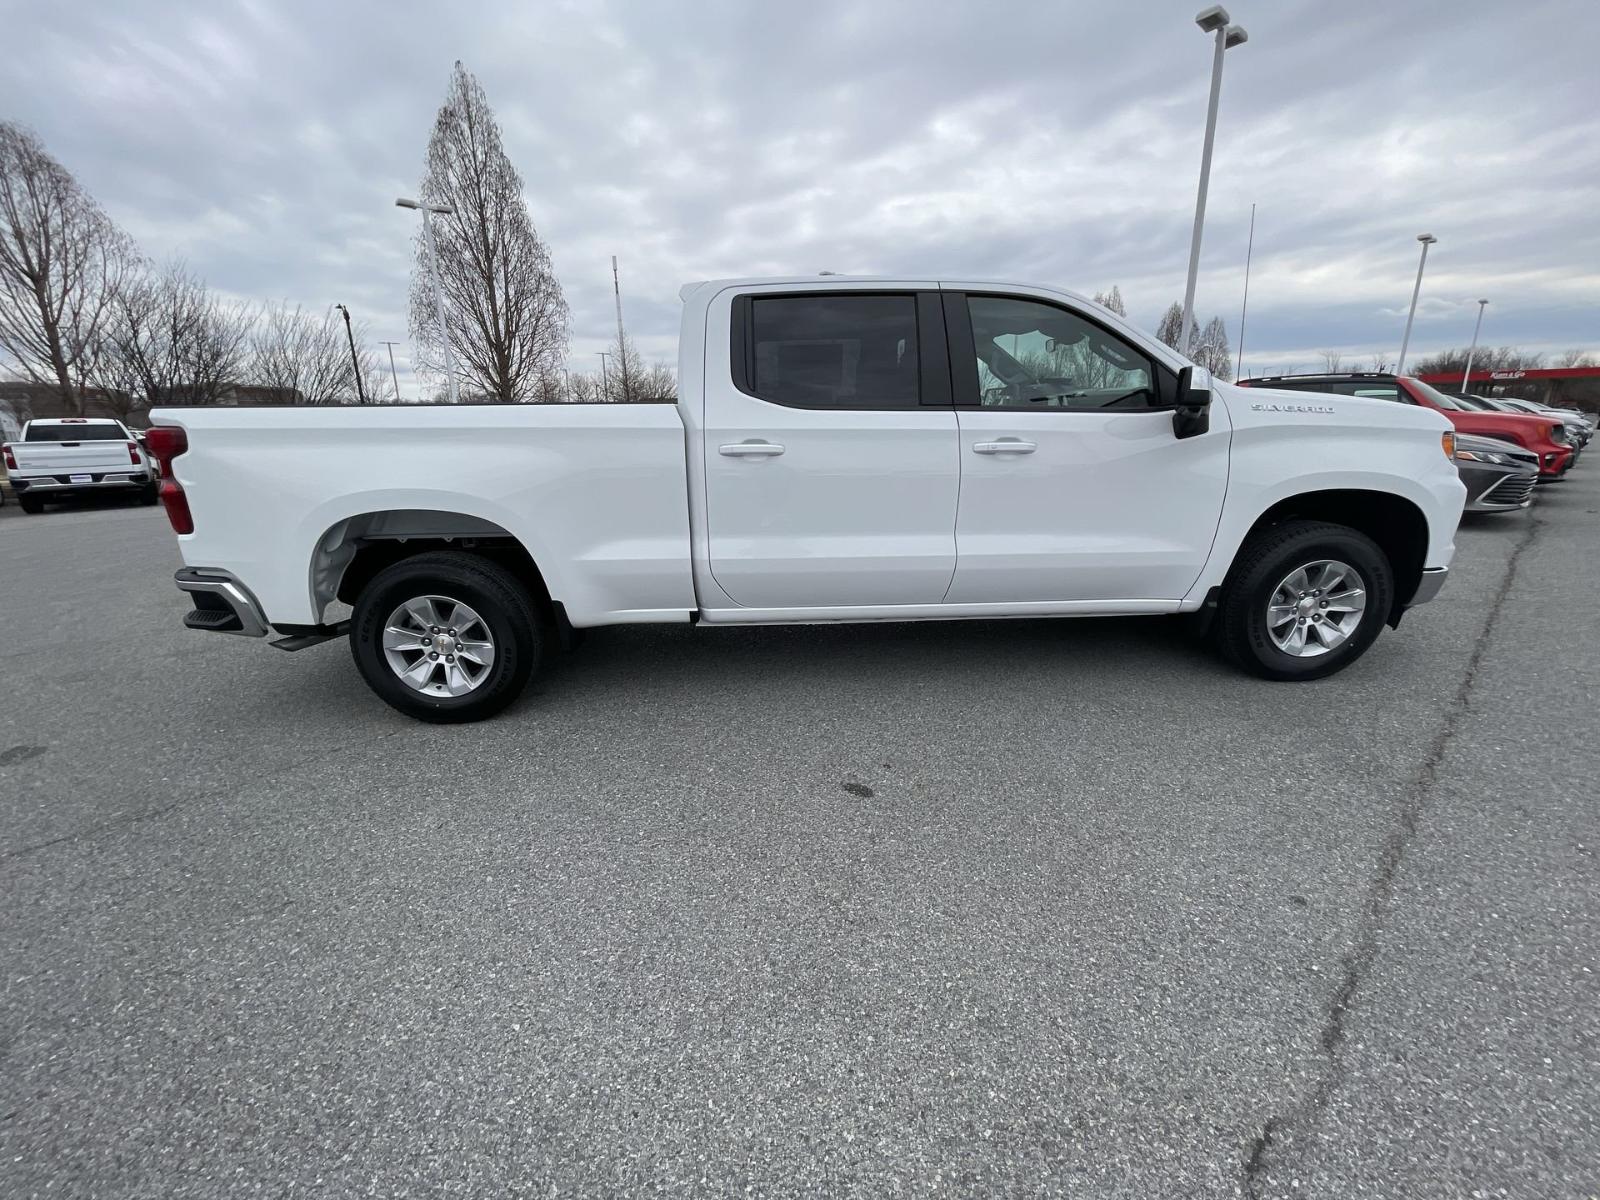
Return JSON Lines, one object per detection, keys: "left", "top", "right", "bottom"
{"left": 1461, "top": 299, "right": 1489, "bottom": 391}
{"left": 396, "top": 197, "right": 460, "bottom": 404}
{"left": 1396, "top": 233, "right": 1438, "bottom": 375}
{"left": 1180, "top": 7, "right": 1248, "bottom": 357}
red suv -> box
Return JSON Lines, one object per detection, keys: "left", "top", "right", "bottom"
{"left": 1238, "top": 373, "right": 1573, "bottom": 478}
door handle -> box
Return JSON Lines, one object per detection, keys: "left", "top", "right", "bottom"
{"left": 719, "top": 441, "right": 786, "bottom": 457}
{"left": 972, "top": 439, "right": 1037, "bottom": 455}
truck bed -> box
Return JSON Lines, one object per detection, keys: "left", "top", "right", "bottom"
{"left": 151, "top": 403, "right": 697, "bottom": 628}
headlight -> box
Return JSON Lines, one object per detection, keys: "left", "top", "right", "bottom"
{"left": 1455, "top": 449, "right": 1511, "bottom": 465}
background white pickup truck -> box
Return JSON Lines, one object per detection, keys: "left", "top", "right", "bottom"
{"left": 4, "top": 417, "right": 157, "bottom": 514}
{"left": 149, "top": 277, "right": 1466, "bottom": 722}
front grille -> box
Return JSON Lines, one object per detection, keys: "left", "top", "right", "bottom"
{"left": 1480, "top": 474, "right": 1536, "bottom": 507}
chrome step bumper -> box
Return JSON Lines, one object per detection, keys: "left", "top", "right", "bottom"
{"left": 174, "top": 567, "right": 269, "bottom": 638}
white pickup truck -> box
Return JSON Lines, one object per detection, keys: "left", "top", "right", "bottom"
{"left": 149, "top": 277, "right": 1466, "bottom": 722}
{"left": 4, "top": 417, "right": 157, "bottom": 513}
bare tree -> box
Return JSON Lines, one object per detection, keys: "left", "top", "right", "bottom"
{"left": 1155, "top": 301, "right": 1198, "bottom": 354}
{"left": 94, "top": 262, "right": 250, "bottom": 407}
{"left": 638, "top": 360, "right": 677, "bottom": 400}
{"left": 1092, "top": 286, "right": 1127, "bottom": 318}
{"left": 1155, "top": 300, "right": 1229, "bottom": 376}
{"left": 1194, "top": 316, "right": 1232, "bottom": 380}
{"left": 249, "top": 303, "right": 377, "bottom": 405}
{"left": 0, "top": 121, "right": 133, "bottom": 413}
{"left": 567, "top": 371, "right": 605, "bottom": 402}
{"left": 411, "top": 61, "right": 569, "bottom": 402}
{"left": 1367, "top": 353, "right": 1393, "bottom": 373}
{"left": 1557, "top": 348, "right": 1596, "bottom": 368}
{"left": 1411, "top": 345, "right": 1548, "bottom": 377}
{"left": 1320, "top": 350, "right": 1344, "bottom": 372}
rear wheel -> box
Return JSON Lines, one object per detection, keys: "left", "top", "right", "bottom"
{"left": 139, "top": 482, "right": 158, "bottom": 505}
{"left": 1217, "top": 520, "right": 1393, "bottom": 681}
{"left": 350, "top": 551, "right": 542, "bottom": 723}
{"left": 18, "top": 493, "right": 44, "bottom": 514}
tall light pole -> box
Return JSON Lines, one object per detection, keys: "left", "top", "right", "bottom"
{"left": 597, "top": 351, "right": 611, "bottom": 398}
{"left": 1460, "top": 299, "right": 1489, "bottom": 392}
{"left": 334, "top": 304, "right": 367, "bottom": 404}
{"left": 1396, "top": 233, "right": 1438, "bottom": 375}
{"left": 396, "top": 198, "right": 459, "bottom": 404}
{"left": 1181, "top": 6, "right": 1248, "bottom": 357}
{"left": 379, "top": 341, "right": 403, "bottom": 403}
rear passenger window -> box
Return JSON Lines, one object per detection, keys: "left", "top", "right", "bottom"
{"left": 748, "top": 295, "right": 920, "bottom": 408}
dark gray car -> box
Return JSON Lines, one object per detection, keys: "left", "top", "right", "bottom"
{"left": 1453, "top": 432, "right": 1538, "bottom": 511}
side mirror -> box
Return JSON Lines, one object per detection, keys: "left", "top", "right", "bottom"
{"left": 1173, "top": 365, "right": 1212, "bottom": 440}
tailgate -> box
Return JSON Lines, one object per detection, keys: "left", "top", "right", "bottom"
{"left": 12, "top": 442, "right": 135, "bottom": 473}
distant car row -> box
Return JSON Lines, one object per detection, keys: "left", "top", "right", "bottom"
{"left": 1235, "top": 372, "right": 1593, "bottom": 513}
{"left": 2, "top": 418, "right": 158, "bottom": 513}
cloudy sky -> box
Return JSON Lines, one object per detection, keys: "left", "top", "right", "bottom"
{"left": 3, "top": 0, "right": 1596, "bottom": 393}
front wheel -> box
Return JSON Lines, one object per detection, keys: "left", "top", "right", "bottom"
{"left": 1217, "top": 520, "right": 1393, "bottom": 681}
{"left": 350, "top": 551, "right": 543, "bottom": 723}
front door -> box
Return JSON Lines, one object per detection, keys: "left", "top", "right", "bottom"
{"left": 702, "top": 289, "right": 960, "bottom": 609}
{"left": 943, "top": 291, "right": 1230, "bottom": 604}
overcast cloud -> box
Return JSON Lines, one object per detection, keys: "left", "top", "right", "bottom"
{"left": 3, "top": 0, "right": 1596, "bottom": 392}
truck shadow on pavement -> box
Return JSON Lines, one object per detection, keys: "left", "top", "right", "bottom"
{"left": 511, "top": 614, "right": 1233, "bottom": 714}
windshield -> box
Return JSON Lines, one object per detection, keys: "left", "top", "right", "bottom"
{"left": 1406, "top": 380, "right": 1465, "bottom": 410}
{"left": 24, "top": 424, "right": 125, "bottom": 441}
{"left": 1451, "top": 394, "right": 1496, "bottom": 411}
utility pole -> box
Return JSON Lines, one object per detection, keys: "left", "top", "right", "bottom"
{"left": 335, "top": 304, "right": 367, "bottom": 404}
{"left": 380, "top": 341, "right": 403, "bottom": 403}
{"left": 597, "top": 351, "right": 611, "bottom": 399}
{"left": 612, "top": 255, "right": 629, "bottom": 402}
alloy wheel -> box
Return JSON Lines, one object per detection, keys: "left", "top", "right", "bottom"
{"left": 1266, "top": 559, "right": 1367, "bottom": 658}
{"left": 381, "top": 594, "right": 497, "bottom": 696}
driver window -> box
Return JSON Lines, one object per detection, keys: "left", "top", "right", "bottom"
{"left": 966, "top": 296, "right": 1156, "bottom": 410}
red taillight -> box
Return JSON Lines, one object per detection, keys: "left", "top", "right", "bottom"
{"left": 145, "top": 426, "right": 192, "bottom": 533}
{"left": 2, "top": 444, "right": 15, "bottom": 471}
{"left": 127, "top": 440, "right": 140, "bottom": 464}
{"left": 145, "top": 426, "right": 187, "bottom": 460}
{"left": 158, "top": 479, "right": 193, "bottom": 534}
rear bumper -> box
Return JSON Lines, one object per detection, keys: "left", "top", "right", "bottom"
{"left": 174, "top": 567, "right": 269, "bottom": 638}
{"left": 10, "top": 471, "right": 152, "bottom": 493}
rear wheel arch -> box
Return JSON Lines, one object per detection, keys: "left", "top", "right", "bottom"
{"left": 1226, "top": 490, "right": 1429, "bottom": 624}
{"left": 309, "top": 509, "right": 559, "bottom": 630}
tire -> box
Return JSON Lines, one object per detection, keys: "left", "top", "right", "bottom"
{"left": 1216, "top": 520, "right": 1393, "bottom": 681}
{"left": 18, "top": 493, "right": 44, "bottom": 514}
{"left": 140, "top": 482, "right": 159, "bottom": 505}
{"left": 349, "top": 551, "right": 543, "bottom": 723}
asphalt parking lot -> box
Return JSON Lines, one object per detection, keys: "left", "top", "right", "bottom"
{"left": 2, "top": 480, "right": 1596, "bottom": 1199}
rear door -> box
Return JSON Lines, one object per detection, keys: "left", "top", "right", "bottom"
{"left": 943, "top": 290, "right": 1230, "bottom": 603}
{"left": 701, "top": 287, "right": 959, "bottom": 608}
